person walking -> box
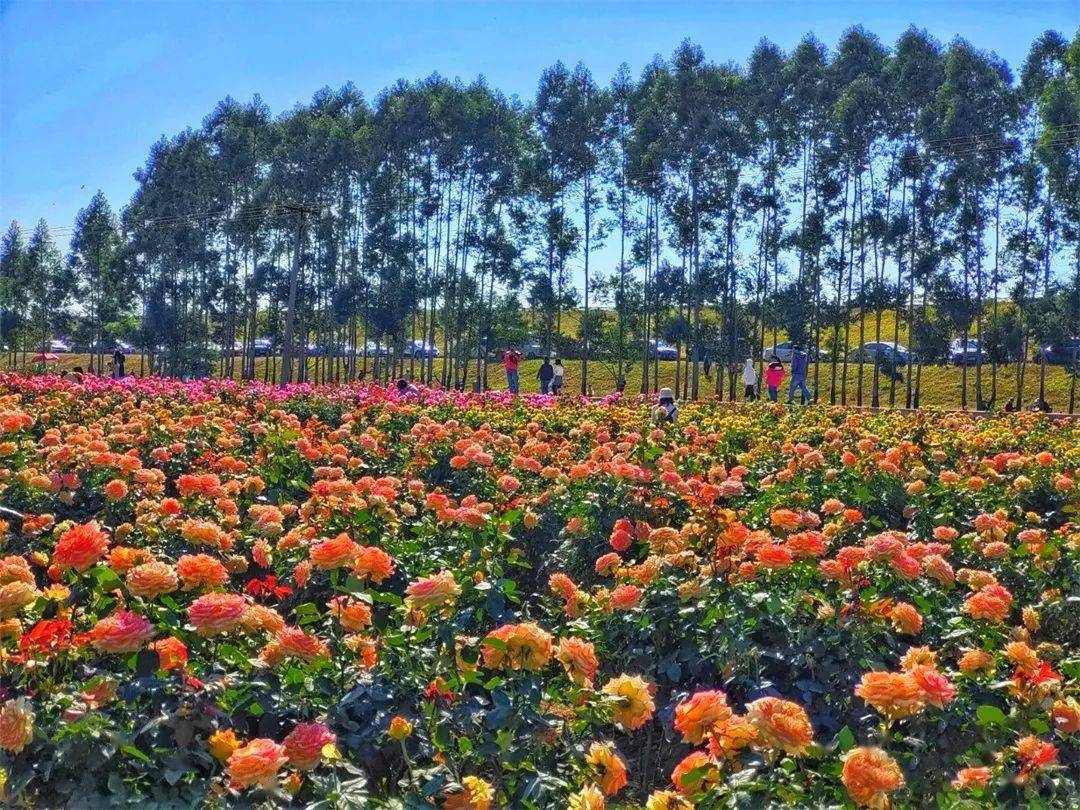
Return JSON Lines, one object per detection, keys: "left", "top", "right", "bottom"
{"left": 538, "top": 357, "right": 554, "bottom": 394}
{"left": 787, "top": 344, "right": 812, "bottom": 404}
{"left": 765, "top": 356, "right": 784, "bottom": 402}
{"left": 741, "top": 358, "right": 757, "bottom": 401}
{"left": 502, "top": 346, "right": 522, "bottom": 394}
{"left": 113, "top": 346, "right": 126, "bottom": 379}
{"left": 703, "top": 353, "right": 712, "bottom": 379}
{"left": 551, "top": 358, "right": 565, "bottom": 395}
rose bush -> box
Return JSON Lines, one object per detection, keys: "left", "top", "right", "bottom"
{"left": 0, "top": 372, "right": 1076, "bottom": 807}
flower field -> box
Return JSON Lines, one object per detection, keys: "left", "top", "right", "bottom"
{"left": 0, "top": 373, "right": 1077, "bottom": 808}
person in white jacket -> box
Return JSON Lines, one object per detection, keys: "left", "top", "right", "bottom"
{"left": 742, "top": 358, "right": 757, "bottom": 401}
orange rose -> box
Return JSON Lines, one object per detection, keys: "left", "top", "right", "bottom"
{"left": 226, "top": 738, "right": 288, "bottom": 790}
{"left": 405, "top": 570, "right": 460, "bottom": 610}
{"left": 187, "top": 593, "right": 247, "bottom": 636}
{"left": 149, "top": 636, "right": 188, "bottom": 671}
{"left": 208, "top": 728, "right": 242, "bottom": 763}
{"left": 755, "top": 543, "right": 794, "bottom": 569}
{"left": 556, "top": 637, "right": 598, "bottom": 687}
{"left": 328, "top": 597, "right": 372, "bottom": 632}
{"left": 481, "top": 622, "right": 553, "bottom": 672}
{"left": 242, "top": 603, "right": 286, "bottom": 634}
{"left": 674, "top": 690, "right": 732, "bottom": 745}
{"left": 1015, "top": 736, "right": 1058, "bottom": 783}
{"left": 125, "top": 560, "right": 179, "bottom": 599}
{"left": 958, "top": 648, "right": 996, "bottom": 675}
{"left": 745, "top": 696, "right": 814, "bottom": 756}
{"left": 601, "top": 674, "right": 655, "bottom": 730}
{"left": 352, "top": 545, "right": 395, "bottom": 583}
{"left": 909, "top": 665, "right": 956, "bottom": 708}
{"left": 442, "top": 775, "right": 494, "bottom": 810}
{"left": 888, "top": 602, "right": 922, "bottom": 635}
{"left": 951, "top": 766, "right": 991, "bottom": 790}
{"left": 309, "top": 533, "right": 359, "bottom": 570}
{"left": 88, "top": 609, "right": 155, "bottom": 653}
{"left": 963, "top": 584, "right": 1013, "bottom": 623}
{"left": 670, "top": 750, "right": 718, "bottom": 794}
{"left": 609, "top": 584, "right": 642, "bottom": 610}
{"left": 854, "top": 671, "right": 924, "bottom": 721}
{"left": 0, "top": 697, "right": 34, "bottom": 753}
{"left": 387, "top": 715, "right": 413, "bottom": 741}
{"left": 842, "top": 747, "right": 904, "bottom": 807}
{"left": 566, "top": 784, "right": 605, "bottom": 810}
{"left": 276, "top": 626, "right": 330, "bottom": 662}
{"left": 1051, "top": 698, "right": 1080, "bottom": 734}
{"left": 585, "top": 741, "right": 628, "bottom": 796}
{"left": 176, "top": 553, "right": 229, "bottom": 590}
{"left": 53, "top": 521, "right": 109, "bottom": 572}
{"left": 707, "top": 714, "right": 759, "bottom": 761}
{"left": 103, "top": 479, "right": 129, "bottom": 500}
{"left": 0, "top": 580, "right": 38, "bottom": 618}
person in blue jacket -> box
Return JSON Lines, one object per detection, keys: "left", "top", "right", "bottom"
{"left": 787, "top": 345, "right": 812, "bottom": 404}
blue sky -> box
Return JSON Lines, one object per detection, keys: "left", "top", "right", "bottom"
{"left": 2, "top": 0, "right": 1078, "bottom": 248}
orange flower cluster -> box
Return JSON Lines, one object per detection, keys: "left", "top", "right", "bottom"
{"left": 0, "top": 376, "right": 1075, "bottom": 807}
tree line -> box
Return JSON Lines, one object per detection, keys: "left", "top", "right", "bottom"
{"left": 1, "top": 26, "right": 1078, "bottom": 408}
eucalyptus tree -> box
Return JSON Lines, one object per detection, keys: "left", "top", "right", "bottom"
{"left": 885, "top": 28, "right": 944, "bottom": 406}
{"left": 1036, "top": 30, "right": 1080, "bottom": 411}
{"left": 829, "top": 27, "right": 888, "bottom": 405}
{"left": 69, "top": 191, "right": 125, "bottom": 374}
{"left": 25, "top": 221, "right": 73, "bottom": 364}
{"left": 627, "top": 56, "right": 670, "bottom": 393}
{"left": 1008, "top": 33, "right": 1066, "bottom": 405}
{"left": 934, "top": 40, "right": 1015, "bottom": 408}
{"left": 746, "top": 40, "right": 796, "bottom": 381}
{"left": 202, "top": 96, "right": 273, "bottom": 379}
{"left": 785, "top": 35, "right": 836, "bottom": 399}
{"left": 0, "top": 223, "right": 28, "bottom": 366}
{"left": 533, "top": 63, "right": 581, "bottom": 359}
{"left": 654, "top": 42, "right": 752, "bottom": 399}
{"left": 126, "top": 131, "right": 222, "bottom": 376}
{"left": 534, "top": 63, "right": 609, "bottom": 393}
{"left": 605, "top": 63, "right": 639, "bottom": 380}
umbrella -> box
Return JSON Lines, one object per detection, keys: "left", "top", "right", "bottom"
{"left": 34, "top": 352, "right": 59, "bottom": 362}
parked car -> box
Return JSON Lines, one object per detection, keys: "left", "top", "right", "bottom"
{"left": 410, "top": 340, "right": 440, "bottom": 358}
{"left": 949, "top": 338, "right": 988, "bottom": 365}
{"left": 87, "top": 339, "right": 134, "bottom": 354}
{"left": 520, "top": 340, "right": 546, "bottom": 359}
{"left": 647, "top": 339, "right": 679, "bottom": 361}
{"left": 363, "top": 340, "right": 390, "bottom": 357}
{"left": 848, "top": 341, "right": 916, "bottom": 365}
{"left": 49, "top": 339, "right": 72, "bottom": 353}
{"left": 1039, "top": 338, "right": 1080, "bottom": 366}
{"left": 761, "top": 342, "right": 822, "bottom": 362}
{"left": 252, "top": 338, "right": 275, "bottom": 356}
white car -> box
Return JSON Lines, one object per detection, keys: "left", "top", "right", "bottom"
{"left": 49, "top": 339, "right": 72, "bottom": 353}
{"left": 762, "top": 342, "right": 821, "bottom": 362}
{"left": 411, "top": 340, "right": 440, "bottom": 358}
{"left": 949, "top": 338, "right": 987, "bottom": 365}
{"left": 648, "top": 339, "right": 679, "bottom": 361}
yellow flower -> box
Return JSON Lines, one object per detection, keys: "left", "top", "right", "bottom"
{"left": 387, "top": 716, "right": 413, "bottom": 741}
{"left": 208, "top": 728, "right": 242, "bottom": 763}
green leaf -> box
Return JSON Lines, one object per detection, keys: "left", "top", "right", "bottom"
{"left": 976, "top": 704, "right": 1007, "bottom": 727}
{"left": 120, "top": 743, "right": 151, "bottom": 763}
{"left": 834, "top": 725, "right": 855, "bottom": 752}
